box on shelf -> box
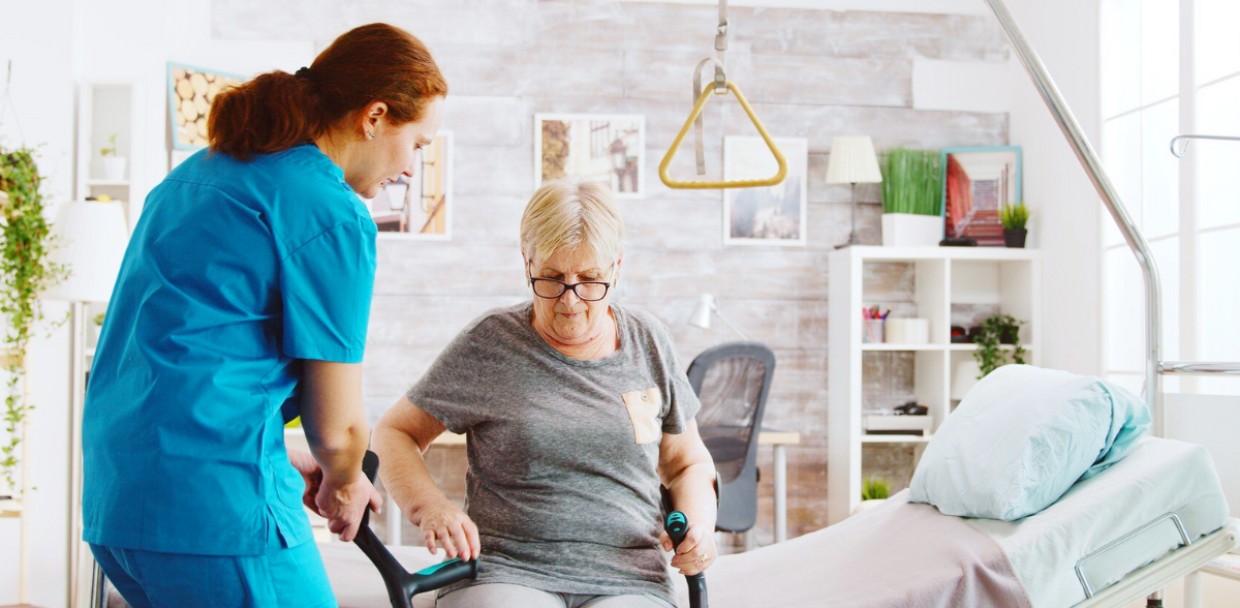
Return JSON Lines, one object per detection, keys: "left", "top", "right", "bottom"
{"left": 864, "top": 413, "right": 933, "bottom": 435}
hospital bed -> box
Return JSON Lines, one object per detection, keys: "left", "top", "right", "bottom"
{"left": 102, "top": 435, "right": 1232, "bottom": 608}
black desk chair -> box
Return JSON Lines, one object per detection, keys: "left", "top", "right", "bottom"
{"left": 685, "top": 341, "right": 776, "bottom": 536}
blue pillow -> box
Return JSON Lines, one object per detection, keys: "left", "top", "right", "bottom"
{"left": 908, "top": 365, "right": 1150, "bottom": 520}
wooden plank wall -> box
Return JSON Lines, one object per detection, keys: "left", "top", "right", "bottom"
{"left": 214, "top": 0, "right": 1010, "bottom": 544}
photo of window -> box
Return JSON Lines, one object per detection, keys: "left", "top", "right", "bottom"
{"left": 367, "top": 131, "right": 453, "bottom": 241}
{"left": 724, "top": 136, "right": 808, "bottom": 246}
{"left": 942, "top": 146, "right": 1022, "bottom": 246}
{"left": 535, "top": 114, "right": 644, "bottom": 198}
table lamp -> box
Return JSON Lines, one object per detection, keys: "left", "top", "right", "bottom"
{"left": 826, "top": 135, "right": 883, "bottom": 248}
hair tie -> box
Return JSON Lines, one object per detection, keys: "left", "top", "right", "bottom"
{"left": 294, "top": 66, "right": 312, "bottom": 80}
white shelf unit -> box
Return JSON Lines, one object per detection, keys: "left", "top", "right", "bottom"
{"left": 827, "top": 246, "right": 1042, "bottom": 524}
{"left": 75, "top": 81, "right": 144, "bottom": 231}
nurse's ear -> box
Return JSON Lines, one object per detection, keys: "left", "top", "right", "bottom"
{"left": 358, "top": 101, "right": 390, "bottom": 140}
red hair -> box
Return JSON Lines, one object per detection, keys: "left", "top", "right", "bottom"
{"left": 208, "top": 23, "right": 448, "bottom": 160}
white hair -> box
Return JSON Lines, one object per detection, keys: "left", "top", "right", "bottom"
{"left": 520, "top": 178, "right": 624, "bottom": 267}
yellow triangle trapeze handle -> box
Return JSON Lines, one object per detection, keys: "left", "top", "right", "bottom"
{"left": 658, "top": 81, "right": 788, "bottom": 190}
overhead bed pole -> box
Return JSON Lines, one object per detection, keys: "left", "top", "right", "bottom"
{"left": 984, "top": 0, "right": 1240, "bottom": 438}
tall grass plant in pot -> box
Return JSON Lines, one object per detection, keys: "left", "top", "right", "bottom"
{"left": 880, "top": 148, "right": 943, "bottom": 247}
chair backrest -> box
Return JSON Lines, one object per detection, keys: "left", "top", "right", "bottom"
{"left": 685, "top": 341, "right": 776, "bottom": 484}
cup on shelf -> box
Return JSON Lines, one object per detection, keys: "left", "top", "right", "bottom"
{"left": 862, "top": 318, "right": 885, "bottom": 343}
{"left": 885, "top": 318, "right": 929, "bottom": 344}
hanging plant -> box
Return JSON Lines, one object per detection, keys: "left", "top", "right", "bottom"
{"left": 972, "top": 314, "right": 1028, "bottom": 378}
{"left": 0, "top": 144, "right": 68, "bottom": 496}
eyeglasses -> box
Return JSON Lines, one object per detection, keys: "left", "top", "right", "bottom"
{"left": 529, "top": 277, "right": 612, "bottom": 302}
{"left": 527, "top": 261, "right": 616, "bottom": 302}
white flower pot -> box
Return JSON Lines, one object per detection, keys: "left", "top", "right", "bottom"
{"left": 103, "top": 157, "right": 127, "bottom": 182}
{"left": 881, "top": 213, "right": 942, "bottom": 247}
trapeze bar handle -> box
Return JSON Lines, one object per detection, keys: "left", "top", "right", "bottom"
{"left": 659, "top": 81, "right": 787, "bottom": 190}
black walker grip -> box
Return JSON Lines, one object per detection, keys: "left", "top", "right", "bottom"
{"left": 664, "top": 511, "right": 708, "bottom": 608}
{"left": 354, "top": 450, "right": 479, "bottom": 608}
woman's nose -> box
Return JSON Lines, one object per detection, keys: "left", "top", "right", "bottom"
{"left": 559, "top": 287, "right": 582, "bottom": 306}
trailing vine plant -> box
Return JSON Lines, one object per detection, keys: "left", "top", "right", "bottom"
{"left": 972, "top": 313, "right": 1027, "bottom": 378}
{"left": 0, "top": 144, "right": 67, "bottom": 496}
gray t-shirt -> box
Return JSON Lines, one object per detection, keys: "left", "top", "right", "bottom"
{"left": 406, "top": 301, "right": 701, "bottom": 605}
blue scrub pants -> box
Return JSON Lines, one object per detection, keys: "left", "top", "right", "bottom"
{"left": 89, "top": 530, "right": 335, "bottom": 608}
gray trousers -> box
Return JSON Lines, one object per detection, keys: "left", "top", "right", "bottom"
{"left": 439, "top": 583, "right": 675, "bottom": 608}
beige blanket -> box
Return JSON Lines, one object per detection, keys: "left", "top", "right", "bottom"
{"left": 109, "top": 492, "right": 1032, "bottom": 608}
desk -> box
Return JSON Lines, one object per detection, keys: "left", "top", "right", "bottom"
{"left": 417, "top": 430, "right": 802, "bottom": 544}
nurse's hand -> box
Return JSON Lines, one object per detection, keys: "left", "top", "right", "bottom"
{"left": 415, "top": 498, "right": 481, "bottom": 561}
{"left": 316, "top": 473, "right": 383, "bottom": 542}
{"left": 287, "top": 449, "right": 326, "bottom": 514}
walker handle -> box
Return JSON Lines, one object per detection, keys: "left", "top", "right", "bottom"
{"left": 665, "top": 511, "right": 709, "bottom": 608}
{"left": 355, "top": 451, "right": 479, "bottom": 608}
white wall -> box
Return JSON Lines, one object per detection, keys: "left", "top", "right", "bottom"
{"left": 0, "top": 0, "right": 1105, "bottom": 604}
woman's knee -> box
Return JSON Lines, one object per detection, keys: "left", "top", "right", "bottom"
{"left": 438, "top": 583, "right": 566, "bottom": 608}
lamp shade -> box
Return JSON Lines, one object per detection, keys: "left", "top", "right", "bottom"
{"left": 688, "top": 294, "right": 716, "bottom": 330}
{"left": 825, "top": 135, "right": 882, "bottom": 185}
{"left": 42, "top": 202, "right": 130, "bottom": 303}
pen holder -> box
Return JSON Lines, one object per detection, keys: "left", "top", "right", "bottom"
{"left": 862, "top": 318, "right": 885, "bottom": 343}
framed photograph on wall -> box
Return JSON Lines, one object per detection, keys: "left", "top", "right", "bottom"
{"left": 723, "top": 136, "right": 808, "bottom": 247}
{"left": 369, "top": 131, "right": 453, "bottom": 241}
{"left": 941, "top": 146, "right": 1022, "bottom": 246}
{"left": 167, "top": 62, "right": 244, "bottom": 150}
{"left": 534, "top": 114, "right": 644, "bottom": 199}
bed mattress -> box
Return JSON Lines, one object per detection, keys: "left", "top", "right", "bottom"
{"left": 964, "top": 436, "right": 1231, "bottom": 608}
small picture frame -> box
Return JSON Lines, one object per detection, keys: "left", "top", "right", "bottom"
{"left": 723, "top": 136, "right": 808, "bottom": 247}
{"left": 941, "top": 146, "right": 1022, "bottom": 246}
{"left": 368, "top": 131, "right": 453, "bottom": 241}
{"left": 167, "top": 62, "right": 244, "bottom": 150}
{"left": 534, "top": 114, "right": 644, "bottom": 199}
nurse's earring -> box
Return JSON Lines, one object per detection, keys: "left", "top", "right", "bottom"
{"left": 367, "top": 130, "right": 376, "bottom": 139}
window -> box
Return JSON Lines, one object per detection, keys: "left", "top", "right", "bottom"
{"left": 1100, "top": 0, "right": 1240, "bottom": 395}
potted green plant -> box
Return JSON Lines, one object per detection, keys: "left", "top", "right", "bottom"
{"left": 1000, "top": 201, "right": 1029, "bottom": 248}
{"left": 880, "top": 148, "right": 943, "bottom": 247}
{"left": 852, "top": 476, "right": 892, "bottom": 516}
{"left": 972, "top": 314, "right": 1028, "bottom": 378}
{"left": 100, "top": 133, "right": 126, "bottom": 182}
{"left": 0, "top": 144, "right": 68, "bottom": 495}
{"left": 92, "top": 312, "right": 105, "bottom": 342}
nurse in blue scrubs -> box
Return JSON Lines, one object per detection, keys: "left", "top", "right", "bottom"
{"left": 81, "top": 23, "right": 447, "bottom": 607}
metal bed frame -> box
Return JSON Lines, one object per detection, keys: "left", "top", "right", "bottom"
{"left": 985, "top": 1, "right": 1240, "bottom": 605}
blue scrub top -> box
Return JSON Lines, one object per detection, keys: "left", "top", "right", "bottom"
{"left": 82, "top": 144, "right": 377, "bottom": 556}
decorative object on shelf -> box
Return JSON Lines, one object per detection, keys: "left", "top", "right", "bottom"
{"left": 852, "top": 476, "right": 892, "bottom": 515}
{"left": 100, "top": 133, "right": 126, "bottom": 182}
{"left": 950, "top": 325, "right": 969, "bottom": 343}
{"left": 43, "top": 200, "right": 130, "bottom": 608}
{"left": 91, "top": 312, "right": 105, "bottom": 342}
{"left": 688, "top": 293, "right": 751, "bottom": 340}
{"left": 862, "top": 305, "right": 888, "bottom": 343}
{"left": 879, "top": 147, "right": 943, "bottom": 247}
{"left": 885, "top": 318, "right": 929, "bottom": 344}
{"left": 725, "top": 136, "right": 808, "bottom": 246}
{"left": 535, "top": 113, "right": 644, "bottom": 198}
{"left": 0, "top": 146, "right": 68, "bottom": 495}
{"left": 372, "top": 131, "right": 453, "bottom": 241}
{"left": 865, "top": 401, "right": 931, "bottom": 435}
{"left": 827, "top": 135, "right": 882, "bottom": 249}
{"left": 167, "top": 62, "right": 244, "bottom": 150}
{"left": 971, "top": 314, "right": 1027, "bottom": 378}
{"left": 942, "top": 146, "right": 1022, "bottom": 247}
{"left": 1000, "top": 201, "right": 1029, "bottom": 248}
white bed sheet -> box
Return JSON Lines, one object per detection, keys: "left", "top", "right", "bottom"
{"left": 965, "top": 436, "right": 1230, "bottom": 608}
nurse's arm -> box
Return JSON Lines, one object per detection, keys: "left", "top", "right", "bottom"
{"left": 300, "top": 359, "right": 381, "bottom": 541}
{"left": 374, "top": 397, "right": 481, "bottom": 560}
{"left": 301, "top": 360, "right": 369, "bottom": 480}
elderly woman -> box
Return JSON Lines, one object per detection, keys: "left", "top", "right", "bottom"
{"left": 374, "top": 179, "right": 718, "bottom": 608}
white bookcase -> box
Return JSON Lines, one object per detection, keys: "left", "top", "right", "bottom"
{"left": 76, "top": 81, "right": 145, "bottom": 230}
{"left": 827, "top": 246, "right": 1042, "bottom": 524}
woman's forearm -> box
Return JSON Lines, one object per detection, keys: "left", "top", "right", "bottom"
{"left": 666, "top": 461, "right": 719, "bottom": 530}
{"left": 300, "top": 360, "right": 369, "bottom": 483}
{"left": 373, "top": 406, "right": 453, "bottom": 521}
